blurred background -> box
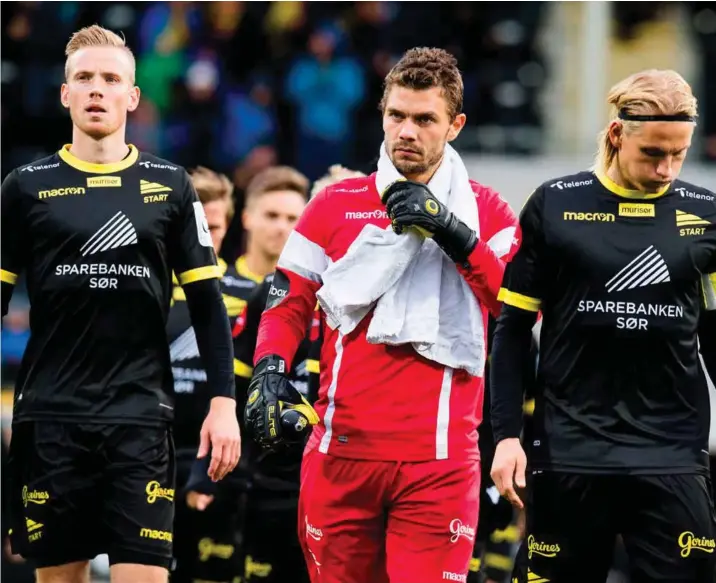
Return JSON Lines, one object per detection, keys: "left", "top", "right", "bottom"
{"left": 1, "top": 2, "right": 715, "bottom": 582}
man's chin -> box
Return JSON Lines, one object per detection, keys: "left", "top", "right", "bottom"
{"left": 78, "top": 123, "right": 116, "bottom": 141}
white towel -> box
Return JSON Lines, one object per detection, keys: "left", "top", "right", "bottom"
{"left": 315, "top": 142, "right": 486, "bottom": 377}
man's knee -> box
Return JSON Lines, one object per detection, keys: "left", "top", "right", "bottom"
{"left": 110, "top": 563, "right": 168, "bottom": 583}
{"left": 36, "top": 561, "right": 90, "bottom": 583}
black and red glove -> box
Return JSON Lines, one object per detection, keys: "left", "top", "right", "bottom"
{"left": 382, "top": 180, "right": 478, "bottom": 265}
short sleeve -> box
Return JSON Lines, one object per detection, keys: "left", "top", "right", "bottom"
{"left": 497, "top": 186, "right": 547, "bottom": 313}
{"left": 169, "top": 171, "right": 221, "bottom": 286}
{"left": 1, "top": 171, "right": 28, "bottom": 285}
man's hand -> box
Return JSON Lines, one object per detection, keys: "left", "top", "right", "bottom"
{"left": 382, "top": 180, "right": 478, "bottom": 264}
{"left": 186, "top": 491, "right": 214, "bottom": 511}
{"left": 490, "top": 437, "right": 527, "bottom": 509}
{"left": 197, "top": 396, "right": 241, "bottom": 482}
{"left": 244, "top": 355, "right": 319, "bottom": 450}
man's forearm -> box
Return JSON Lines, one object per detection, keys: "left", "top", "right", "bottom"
{"left": 184, "top": 278, "right": 235, "bottom": 400}
{"left": 490, "top": 304, "right": 537, "bottom": 442}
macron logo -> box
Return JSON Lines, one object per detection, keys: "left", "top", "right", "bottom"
{"left": 81, "top": 211, "right": 137, "bottom": 256}
{"left": 169, "top": 328, "right": 200, "bottom": 362}
{"left": 345, "top": 210, "right": 389, "bottom": 220}
{"left": 605, "top": 245, "right": 670, "bottom": 293}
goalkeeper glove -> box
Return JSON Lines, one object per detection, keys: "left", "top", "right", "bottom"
{"left": 244, "top": 355, "right": 319, "bottom": 450}
{"left": 382, "top": 180, "right": 478, "bottom": 265}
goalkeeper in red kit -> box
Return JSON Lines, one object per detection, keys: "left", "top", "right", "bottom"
{"left": 244, "top": 48, "right": 518, "bottom": 583}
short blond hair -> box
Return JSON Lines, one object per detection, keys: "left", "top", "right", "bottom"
{"left": 245, "top": 166, "right": 310, "bottom": 207}
{"left": 595, "top": 69, "right": 698, "bottom": 173}
{"left": 65, "top": 25, "right": 136, "bottom": 83}
{"left": 190, "top": 167, "right": 235, "bottom": 222}
{"left": 311, "top": 165, "right": 366, "bottom": 198}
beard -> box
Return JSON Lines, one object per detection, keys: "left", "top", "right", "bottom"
{"left": 389, "top": 141, "right": 444, "bottom": 177}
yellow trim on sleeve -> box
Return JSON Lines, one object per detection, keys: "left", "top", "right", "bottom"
{"left": 59, "top": 144, "right": 139, "bottom": 174}
{"left": 1, "top": 270, "right": 18, "bottom": 285}
{"left": 499, "top": 288, "right": 541, "bottom": 312}
{"left": 469, "top": 557, "right": 482, "bottom": 572}
{"left": 178, "top": 265, "right": 223, "bottom": 285}
{"left": 306, "top": 359, "right": 320, "bottom": 374}
{"left": 595, "top": 170, "right": 669, "bottom": 199}
{"left": 234, "top": 359, "right": 253, "bottom": 378}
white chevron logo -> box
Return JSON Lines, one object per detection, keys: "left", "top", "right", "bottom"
{"left": 81, "top": 211, "right": 137, "bottom": 256}
{"left": 605, "top": 245, "right": 670, "bottom": 293}
{"left": 169, "top": 327, "right": 199, "bottom": 361}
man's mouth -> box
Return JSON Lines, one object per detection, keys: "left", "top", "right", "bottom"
{"left": 86, "top": 105, "right": 106, "bottom": 113}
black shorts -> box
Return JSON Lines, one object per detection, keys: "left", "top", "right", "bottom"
{"left": 171, "top": 466, "right": 245, "bottom": 583}
{"left": 8, "top": 421, "right": 175, "bottom": 569}
{"left": 512, "top": 471, "right": 716, "bottom": 583}
{"left": 241, "top": 492, "right": 309, "bottom": 583}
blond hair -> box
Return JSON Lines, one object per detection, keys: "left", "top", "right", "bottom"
{"left": 311, "top": 165, "right": 366, "bottom": 198}
{"left": 190, "top": 167, "right": 235, "bottom": 222}
{"left": 65, "top": 25, "right": 136, "bottom": 83}
{"left": 594, "top": 69, "right": 698, "bottom": 173}
{"left": 245, "top": 166, "right": 310, "bottom": 206}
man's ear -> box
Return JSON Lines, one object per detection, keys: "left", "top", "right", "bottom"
{"left": 447, "top": 113, "right": 467, "bottom": 142}
{"left": 608, "top": 120, "right": 623, "bottom": 149}
{"left": 127, "top": 86, "right": 141, "bottom": 113}
{"left": 60, "top": 84, "right": 70, "bottom": 109}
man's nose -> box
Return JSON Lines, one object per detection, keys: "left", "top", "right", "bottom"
{"left": 398, "top": 121, "right": 417, "bottom": 142}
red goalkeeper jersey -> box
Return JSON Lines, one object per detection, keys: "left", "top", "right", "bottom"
{"left": 254, "top": 174, "right": 518, "bottom": 461}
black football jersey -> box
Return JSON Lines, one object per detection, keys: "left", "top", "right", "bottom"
{"left": 499, "top": 170, "right": 716, "bottom": 474}
{"left": 0, "top": 145, "right": 220, "bottom": 426}
{"left": 168, "top": 256, "right": 260, "bottom": 450}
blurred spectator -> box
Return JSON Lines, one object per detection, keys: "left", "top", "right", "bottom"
{"left": 285, "top": 21, "right": 365, "bottom": 180}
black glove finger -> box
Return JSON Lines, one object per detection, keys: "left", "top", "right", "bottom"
{"left": 381, "top": 179, "right": 412, "bottom": 205}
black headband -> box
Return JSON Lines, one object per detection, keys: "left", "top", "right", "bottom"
{"left": 618, "top": 110, "right": 695, "bottom": 122}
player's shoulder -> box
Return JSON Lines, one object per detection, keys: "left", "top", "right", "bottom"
{"left": 313, "top": 174, "right": 376, "bottom": 203}
{"left": 220, "top": 257, "right": 263, "bottom": 299}
{"left": 9, "top": 153, "right": 64, "bottom": 187}
{"left": 540, "top": 171, "right": 597, "bottom": 195}
{"left": 669, "top": 179, "right": 716, "bottom": 214}
{"left": 135, "top": 151, "right": 187, "bottom": 187}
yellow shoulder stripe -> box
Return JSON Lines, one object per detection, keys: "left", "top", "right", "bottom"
{"left": 306, "top": 359, "right": 320, "bottom": 374}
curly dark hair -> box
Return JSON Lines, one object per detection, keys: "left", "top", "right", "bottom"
{"left": 379, "top": 47, "right": 464, "bottom": 120}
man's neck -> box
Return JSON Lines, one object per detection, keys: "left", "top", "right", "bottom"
{"left": 242, "top": 249, "right": 277, "bottom": 280}
{"left": 69, "top": 128, "right": 130, "bottom": 164}
{"left": 605, "top": 161, "right": 642, "bottom": 192}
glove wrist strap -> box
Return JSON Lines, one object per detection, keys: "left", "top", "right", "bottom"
{"left": 253, "top": 354, "right": 288, "bottom": 377}
{"left": 434, "top": 214, "right": 478, "bottom": 264}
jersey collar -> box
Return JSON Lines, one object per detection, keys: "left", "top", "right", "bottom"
{"left": 59, "top": 144, "right": 139, "bottom": 174}
{"left": 235, "top": 255, "right": 264, "bottom": 284}
{"left": 595, "top": 170, "right": 670, "bottom": 200}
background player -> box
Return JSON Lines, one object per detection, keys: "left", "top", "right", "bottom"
{"left": 182, "top": 164, "right": 310, "bottom": 582}
{"left": 491, "top": 69, "right": 716, "bottom": 583}
{"left": 168, "top": 166, "right": 252, "bottom": 583}
{"left": 244, "top": 47, "right": 518, "bottom": 583}
{"left": 0, "top": 25, "right": 240, "bottom": 583}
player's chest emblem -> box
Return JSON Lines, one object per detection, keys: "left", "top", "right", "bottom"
{"left": 675, "top": 209, "right": 711, "bottom": 237}
{"left": 140, "top": 180, "right": 172, "bottom": 204}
